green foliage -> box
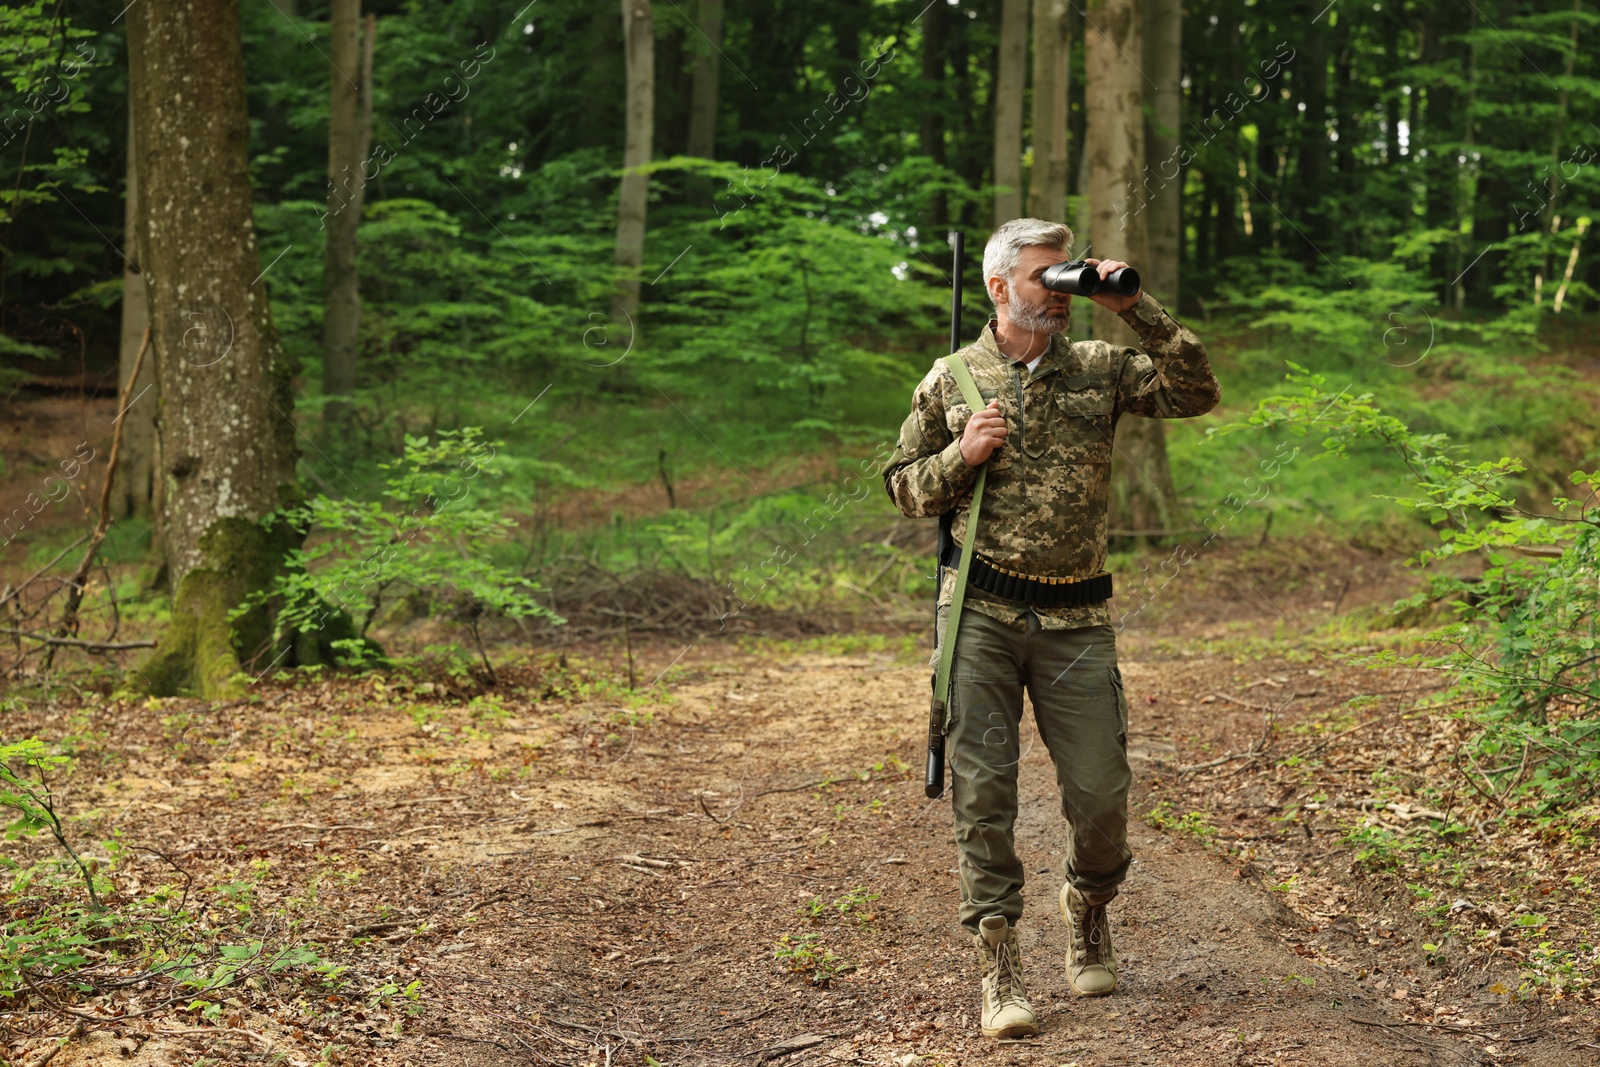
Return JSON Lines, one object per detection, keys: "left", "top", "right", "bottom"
{"left": 240, "top": 427, "right": 563, "bottom": 662}
{"left": 1228, "top": 368, "right": 1600, "bottom": 815}
{"left": 772, "top": 931, "right": 850, "bottom": 986}
{"left": 800, "top": 885, "right": 880, "bottom": 925}
{"left": 1145, "top": 802, "right": 1217, "bottom": 843}
{"left": 0, "top": 739, "right": 101, "bottom": 910}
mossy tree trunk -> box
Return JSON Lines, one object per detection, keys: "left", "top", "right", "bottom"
{"left": 128, "top": 0, "right": 301, "bottom": 698}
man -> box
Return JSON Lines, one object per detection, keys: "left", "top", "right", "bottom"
{"left": 882, "top": 218, "right": 1219, "bottom": 1039}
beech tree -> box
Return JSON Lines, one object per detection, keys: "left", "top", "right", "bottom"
{"left": 1085, "top": 0, "right": 1179, "bottom": 541}
{"left": 1144, "top": 0, "right": 1182, "bottom": 309}
{"left": 127, "top": 0, "right": 302, "bottom": 697}
{"left": 612, "top": 0, "right": 654, "bottom": 325}
{"left": 322, "top": 0, "right": 373, "bottom": 425}
{"left": 115, "top": 118, "right": 155, "bottom": 521}
{"left": 992, "top": 0, "right": 1027, "bottom": 225}
{"left": 1028, "top": 0, "right": 1071, "bottom": 225}
{"left": 686, "top": 0, "right": 724, "bottom": 163}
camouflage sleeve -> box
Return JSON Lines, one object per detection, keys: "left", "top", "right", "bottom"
{"left": 882, "top": 360, "right": 979, "bottom": 518}
{"left": 1113, "top": 293, "right": 1221, "bottom": 419}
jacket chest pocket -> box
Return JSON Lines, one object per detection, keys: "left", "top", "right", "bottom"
{"left": 946, "top": 398, "right": 1014, "bottom": 471}
{"left": 1053, "top": 388, "right": 1115, "bottom": 464}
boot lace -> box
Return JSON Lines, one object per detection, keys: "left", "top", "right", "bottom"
{"left": 991, "top": 937, "right": 1025, "bottom": 1005}
{"left": 1073, "top": 899, "right": 1107, "bottom": 966}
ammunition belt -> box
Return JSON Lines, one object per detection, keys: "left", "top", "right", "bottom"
{"left": 941, "top": 544, "right": 1112, "bottom": 607}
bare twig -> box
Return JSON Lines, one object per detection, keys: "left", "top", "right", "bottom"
{"left": 45, "top": 327, "right": 149, "bottom": 667}
{"left": 0, "top": 535, "right": 88, "bottom": 609}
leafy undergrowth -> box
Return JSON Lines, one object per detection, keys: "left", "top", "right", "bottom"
{"left": 0, "top": 651, "right": 675, "bottom": 1065}
{"left": 1139, "top": 632, "right": 1600, "bottom": 1006}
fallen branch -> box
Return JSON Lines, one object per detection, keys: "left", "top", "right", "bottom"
{"left": 1213, "top": 691, "right": 1276, "bottom": 712}
{"left": 23, "top": 1022, "right": 85, "bottom": 1067}
{"left": 1348, "top": 1016, "right": 1537, "bottom": 1035}
{"left": 1178, "top": 751, "right": 1259, "bottom": 773}
{"left": 0, "top": 628, "right": 155, "bottom": 650}
{"left": 152, "top": 1026, "right": 274, "bottom": 1051}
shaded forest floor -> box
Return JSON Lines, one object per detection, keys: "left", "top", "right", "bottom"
{"left": 5, "top": 558, "right": 1599, "bottom": 1067}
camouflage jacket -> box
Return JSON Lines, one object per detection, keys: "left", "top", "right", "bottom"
{"left": 882, "top": 293, "right": 1220, "bottom": 630}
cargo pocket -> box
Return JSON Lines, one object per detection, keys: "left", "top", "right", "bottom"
{"left": 1108, "top": 665, "right": 1128, "bottom": 751}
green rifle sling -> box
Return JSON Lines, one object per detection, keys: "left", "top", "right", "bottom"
{"left": 934, "top": 352, "right": 989, "bottom": 711}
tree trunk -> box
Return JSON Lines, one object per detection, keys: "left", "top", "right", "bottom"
{"left": 116, "top": 114, "right": 156, "bottom": 521}
{"left": 920, "top": 0, "right": 949, "bottom": 237}
{"left": 685, "top": 0, "right": 723, "bottom": 161}
{"left": 992, "top": 0, "right": 1028, "bottom": 226}
{"left": 1086, "top": 0, "right": 1177, "bottom": 543}
{"left": 1027, "top": 0, "right": 1071, "bottom": 224}
{"left": 1143, "top": 0, "right": 1181, "bottom": 308}
{"left": 1296, "top": 0, "right": 1331, "bottom": 244}
{"left": 127, "top": 0, "right": 301, "bottom": 698}
{"left": 612, "top": 0, "right": 654, "bottom": 326}
{"left": 683, "top": 0, "right": 721, "bottom": 202}
{"left": 322, "top": 0, "right": 370, "bottom": 426}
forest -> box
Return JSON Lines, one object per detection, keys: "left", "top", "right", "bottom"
{"left": 0, "top": 0, "right": 1597, "bottom": 1064}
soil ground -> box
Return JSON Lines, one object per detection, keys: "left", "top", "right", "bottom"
{"left": 6, "top": 586, "right": 1599, "bottom": 1066}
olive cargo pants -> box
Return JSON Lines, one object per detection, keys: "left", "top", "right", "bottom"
{"left": 942, "top": 609, "right": 1132, "bottom": 935}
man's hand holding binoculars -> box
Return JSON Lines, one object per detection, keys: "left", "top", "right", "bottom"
{"left": 1075, "top": 257, "right": 1141, "bottom": 314}
{"left": 1038, "top": 255, "right": 1142, "bottom": 313}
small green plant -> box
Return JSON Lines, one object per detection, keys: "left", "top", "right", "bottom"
{"left": 800, "top": 885, "right": 880, "bottom": 924}
{"left": 773, "top": 932, "right": 849, "bottom": 985}
{"left": 238, "top": 428, "right": 564, "bottom": 672}
{"left": 1146, "top": 802, "right": 1216, "bottom": 843}
{"left": 0, "top": 740, "right": 101, "bottom": 910}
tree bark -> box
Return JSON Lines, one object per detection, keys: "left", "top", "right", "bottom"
{"left": 1296, "top": 0, "right": 1331, "bottom": 243}
{"left": 1027, "top": 0, "right": 1071, "bottom": 224}
{"left": 322, "top": 0, "right": 370, "bottom": 424}
{"left": 1086, "top": 0, "right": 1178, "bottom": 543}
{"left": 920, "top": 0, "right": 949, "bottom": 237}
{"left": 127, "top": 0, "right": 301, "bottom": 698}
{"left": 685, "top": 0, "right": 723, "bottom": 162}
{"left": 992, "top": 0, "right": 1028, "bottom": 226}
{"left": 1143, "top": 0, "right": 1181, "bottom": 308}
{"left": 612, "top": 0, "right": 655, "bottom": 326}
{"left": 116, "top": 114, "right": 156, "bottom": 521}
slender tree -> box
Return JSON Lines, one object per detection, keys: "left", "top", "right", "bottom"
{"left": 1086, "top": 0, "right": 1178, "bottom": 541}
{"left": 322, "top": 0, "right": 371, "bottom": 425}
{"left": 920, "top": 0, "right": 949, "bottom": 236}
{"left": 613, "top": 0, "right": 655, "bottom": 326}
{"left": 1027, "top": 0, "right": 1071, "bottom": 225}
{"left": 127, "top": 0, "right": 301, "bottom": 697}
{"left": 992, "top": 0, "right": 1028, "bottom": 226}
{"left": 1143, "top": 0, "right": 1181, "bottom": 308}
{"left": 115, "top": 115, "right": 156, "bottom": 521}
{"left": 686, "top": 0, "right": 723, "bottom": 162}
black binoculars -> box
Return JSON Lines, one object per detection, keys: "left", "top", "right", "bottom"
{"left": 1040, "top": 260, "right": 1141, "bottom": 297}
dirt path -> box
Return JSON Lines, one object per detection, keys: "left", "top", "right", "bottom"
{"left": 16, "top": 637, "right": 1592, "bottom": 1067}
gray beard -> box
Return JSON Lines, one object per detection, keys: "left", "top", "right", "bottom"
{"left": 1009, "top": 294, "right": 1071, "bottom": 336}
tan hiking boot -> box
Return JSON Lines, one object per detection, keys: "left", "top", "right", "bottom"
{"left": 1059, "top": 884, "right": 1118, "bottom": 996}
{"left": 974, "top": 915, "right": 1039, "bottom": 1039}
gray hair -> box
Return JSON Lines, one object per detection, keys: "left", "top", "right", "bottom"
{"left": 982, "top": 218, "right": 1074, "bottom": 305}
